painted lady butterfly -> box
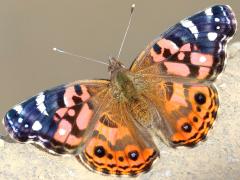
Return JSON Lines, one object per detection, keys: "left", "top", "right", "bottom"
{"left": 2, "top": 5, "right": 237, "bottom": 176}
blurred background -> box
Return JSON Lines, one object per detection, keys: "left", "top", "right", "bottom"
{"left": 0, "top": 1, "right": 239, "bottom": 179}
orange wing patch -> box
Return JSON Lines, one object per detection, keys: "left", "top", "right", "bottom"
{"left": 78, "top": 113, "right": 159, "bottom": 176}
{"left": 170, "top": 84, "right": 219, "bottom": 146}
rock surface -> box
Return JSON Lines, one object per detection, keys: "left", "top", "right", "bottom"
{"left": 0, "top": 43, "right": 240, "bottom": 180}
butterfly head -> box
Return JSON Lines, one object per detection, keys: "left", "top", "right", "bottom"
{"left": 108, "top": 57, "right": 125, "bottom": 73}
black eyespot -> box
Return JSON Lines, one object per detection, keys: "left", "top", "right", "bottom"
{"left": 118, "top": 156, "right": 124, "bottom": 162}
{"left": 94, "top": 146, "right": 105, "bottom": 158}
{"left": 181, "top": 123, "right": 192, "bottom": 133}
{"left": 194, "top": 92, "right": 206, "bottom": 105}
{"left": 153, "top": 43, "right": 162, "bottom": 54}
{"left": 107, "top": 154, "right": 113, "bottom": 160}
{"left": 128, "top": 151, "right": 139, "bottom": 161}
{"left": 193, "top": 117, "right": 198, "bottom": 122}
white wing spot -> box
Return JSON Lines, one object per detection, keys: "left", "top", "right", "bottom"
{"left": 36, "top": 92, "right": 45, "bottom": 104}
{"left": 181, "top": 19, "right": 193, "bottom": 27}
{"left": 24, "top": 124, "right": 29, "bottom": 128}
{"left": 36, "top": 92, "right": 49, "bottom": 116}
{"left": 181, "top": 20, "right": 198, "bottom": 39}
{"left": 215, "top": 18, "right": 220, "bottom": 22}
{"left": 216, "top": 26, "right": 220, "bottom": 30}
{"left": 32, "top": 121, "right": 42, "bottom": 131}
{"left": 18, "top": 118, "right": 23, "bottom": 123}
{"left": 13, "top": 105, "right": 23, "bottom": 114}
{"left": 59, "top": 128, "right": 66, "bottom": 136}
{"left": 205, "top": 8, "right": 213, "bottom": 16}
{"left": 199, "top": 56, "right": 207, "bottom": 63}
{"left": 207, "top": 32, "right": 218, "bottom": 41}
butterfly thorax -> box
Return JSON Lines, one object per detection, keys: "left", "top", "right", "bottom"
{"left": 108, "top": 57, "right": 155, "bottom": 126}
{"left": 109, "top": 58, "right": 138, "bottom": 102}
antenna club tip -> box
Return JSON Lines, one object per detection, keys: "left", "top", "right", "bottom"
{"left": 130, "top": 4, "right": 135, "bottom": 13}
{"left": 52, "top": 47, "right": 64, "bottom": 53}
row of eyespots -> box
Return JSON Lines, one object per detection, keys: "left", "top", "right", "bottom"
{"left": 193, "top": 89, "right": 218, "bottom": 143}
{"left": 181, "top": 91, "right": 208, "bottom": 136}
{"left": 94, "top": 145, "right": 140, "bottom": 161}
{"left": 83, "top": 145, "right": 157, "bottom": 176}
{"left": 172, "top": 87, "right": 218, "bottom": 146}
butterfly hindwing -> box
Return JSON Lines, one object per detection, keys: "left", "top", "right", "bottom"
{"left": 143, "top": 80, "right": 219, "bottom": 146}
{"left": 3, "top": 80, "right": 109, "bottom": 154}
{"left": 78, "top": 100, "right": 159, "bottom": 176}
{"left": 166, "top": 83, "right": 218, "bottom": 146}
{"left": 131, "top": 5, "right": 237, "bottom": 81}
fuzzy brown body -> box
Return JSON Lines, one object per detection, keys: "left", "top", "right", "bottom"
{"left": 109, "top": 63, "right": 155, "bottom": 126}
{"left": 112, "top": 69, "right": 138, "bottom": 102}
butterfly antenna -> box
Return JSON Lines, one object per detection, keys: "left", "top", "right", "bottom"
{"left": 52, "top": 47, "right": 109, "bottom": 66}
{"left": 117, "top": 4, "right": 136, "bottom": 59}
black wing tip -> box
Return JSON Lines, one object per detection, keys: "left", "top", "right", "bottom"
{"left": 211, "top": 5, "right": 237, "bottom": 36}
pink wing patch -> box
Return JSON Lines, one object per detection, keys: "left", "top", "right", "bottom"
{"left": 54, "top": 119, "right": 72, "bottom": 143}
{"left": 76, "top": 103, "right": 94, "bottom": 130}
{"left": 64, "top": 85, "right": 91, "bottom": 106}
{"left": 164, "top": 62, "right": 190, "bottom": 77}
{"left": 52, "top": 84, "right": 96, "bottom": 148}
{"left": 190, "top": 53, "right": 213, "bottom": 67}
{"left": 150, "top": 39, "right": 179, "bottom": 62}
{"left": 149, "top": 39, "right": 216, "bottom": 80}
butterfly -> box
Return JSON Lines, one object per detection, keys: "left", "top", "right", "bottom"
{"left": 2, "top": 5, "right": 237, "bottom": 176}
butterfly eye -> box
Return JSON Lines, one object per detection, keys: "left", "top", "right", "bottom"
{"left": 94, "top": 146, "right": 106, "bottom": 158}
{"left": 181, "top": 123, "right": 192, "bottom": 133}
{"left": 194, "top": 92, "right": 206, "bottom": 105}
{"left": 128, "top": 151, "right": 139, "bottom": 161}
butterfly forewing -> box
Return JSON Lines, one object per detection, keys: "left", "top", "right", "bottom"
{"left": 131, "top": 5, "right": 237, "bottom": 81}
{"left": 3, "top": 80, "right": 110, "bottom": 154}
